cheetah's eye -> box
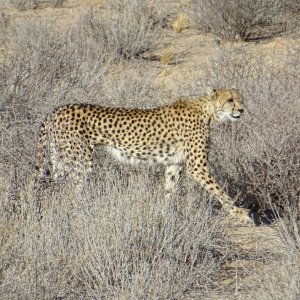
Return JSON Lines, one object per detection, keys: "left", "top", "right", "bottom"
{"left": 227, "top": 98, "right": 234, "bottom": 103}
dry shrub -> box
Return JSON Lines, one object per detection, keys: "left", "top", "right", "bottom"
{"left": 251, "top": 205, "right": 300, "bottom": 299}
{"left": 201, "top": 46, "right": 299, "bottom": 215}
{"left": 253, "top": 256, "right": 300, "bottom": 300}
{"left": 186, "top": 0, "right": 292, "bottom": 41}
{"left": 9, "top": 0, "right": 36, "bottom": 11}
{"left": 285, "top": 0, "right": 300, "bottom": 12}
{"left": 95, "top": 61, "right": 164, "bottom": 108}
{"left": 8, "top": 0, "right": 66, "bottom": 10}
{"left": 0, "top": 159, "right": 229, "bottom": 299}
{"left": 49, "top": 0, "right": 66, "bottom": 7}
{"left": 82, "top": 0, "right": 162, "bottom": 61}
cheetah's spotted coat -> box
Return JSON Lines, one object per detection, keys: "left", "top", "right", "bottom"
{"left": 36, "top": 89, "right": 252, "bottom": 224}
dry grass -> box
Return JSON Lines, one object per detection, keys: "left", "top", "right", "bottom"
{"left": 200, "top": 46, "right": 300, "bottom": 214}
{"left": 81, "top": 0, "right": 163, "bottom": 61}
{"left": 0, "top": 0, "right": 300, "bottom": 299}
{"left": 7, "top": 0, "right": 67, "bottom": 11}
{"left": 185, "top": 0, "right": 299, "bottom": 41}
{"left": 0, "top": 160, "right": 229, "bottom": 299}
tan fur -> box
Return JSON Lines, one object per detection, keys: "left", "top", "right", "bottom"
{"left": 36, "top": 89, "right": 252, "bottom": 224}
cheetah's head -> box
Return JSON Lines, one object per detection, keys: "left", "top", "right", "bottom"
{"left": 213, "top": 89, "right": 244, "bottom": 123}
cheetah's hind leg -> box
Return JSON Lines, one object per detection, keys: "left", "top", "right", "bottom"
{"left": 164, "top": 164, "right": 182, "bottom": 198}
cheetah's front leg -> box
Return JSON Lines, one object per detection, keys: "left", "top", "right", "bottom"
{"left": 185, "top": 149, "right": 253, "bottom": 224}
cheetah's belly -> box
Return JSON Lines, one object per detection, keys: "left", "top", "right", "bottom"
{"left": 105, "top": 146, "right": 185, "bottom": 166}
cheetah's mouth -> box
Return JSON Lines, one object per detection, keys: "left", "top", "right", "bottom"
{"left": 231, "top": 115, "right": 241, "bottom": 119}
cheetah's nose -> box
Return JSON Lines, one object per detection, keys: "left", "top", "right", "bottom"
{"left": 238, "top": 109, "right": 244, "bottom": 113}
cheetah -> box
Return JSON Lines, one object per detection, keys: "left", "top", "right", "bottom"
{"left": 36, "top": 88, "right": 253, "bottom": 224}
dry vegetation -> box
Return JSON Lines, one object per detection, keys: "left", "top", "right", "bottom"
{"left": 0, "top": 0, "right": 299, "bottom": 299}
{"left": 2, "top": 0, "right": 67, "bottom": 11}
{"left": 186, "top": 0, "right": 300, "bottom": 41}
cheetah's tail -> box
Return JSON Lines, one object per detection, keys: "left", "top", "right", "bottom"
{"left": 35, "top": 115, "right": 51, "bottom": 180}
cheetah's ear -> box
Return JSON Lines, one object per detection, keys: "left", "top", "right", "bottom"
{"left": 206, "top": 87, "right": 218, "bottom": 97}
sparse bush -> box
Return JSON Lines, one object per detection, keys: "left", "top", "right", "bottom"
{"left": 9, "top": 0, "right": 36, "bottom": 11}
{"left": 82, "top": 0, "right": 162, "bottom": 61}
{"left": 0, "top": 158, "right": 229, "bottom": 299}
{"left": 49, "top": 0, "right": 66, "bottom": 7}
{"left": 186, "top": 0, "right": 288, "bottom": 41}
{"left": 254, "top": 255, "right": 300, "bottom": 300}
{"left": 9, "top": 0, "right": 66, "bottom": 10}
{"left": 251, "top": 202, "right": 300, "bottom": 299}
{"left": 285, "top": 0, "right": 300, "bottom": 12}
